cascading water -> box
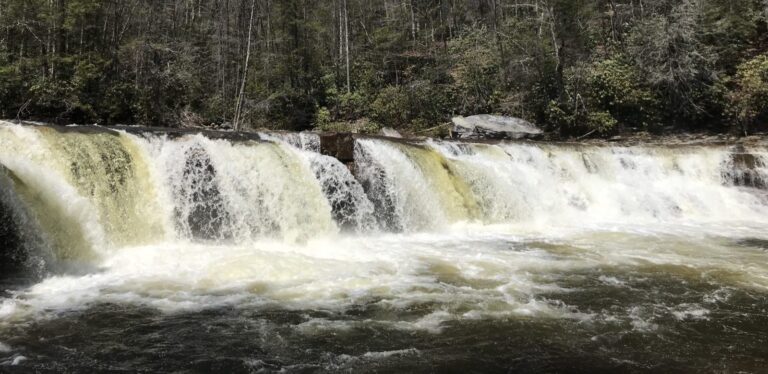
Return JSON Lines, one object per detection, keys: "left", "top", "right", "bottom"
{"left": 0, "top": 125, "right": 113, "bottom": 262}
{"left": 140, "top": 133, "right": 338, "bottom": 243}
{"left": 258, "top": 131, "right": 377, "bottom": 231}
{"left": 5, "top": 121, "right": 764, "bottom": 261}
{"left": 354, "top": 138, "right": 768, "bottom": 229}
{"left": 2, "top": 120, "right": 768, "bottom": 372}
{"left": 304, "top": 152, "right": 377, "bottom": 231}
{"left": 0, "top": 124, "right": 374, "bottom": 256}
{"left": 257, "top": 131, "right": 321, "bottom": 152}
{"left": 354, "top": 139, "right": 479, "bottom": 231}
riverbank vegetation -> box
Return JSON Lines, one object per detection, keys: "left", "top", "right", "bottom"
{"left": 1, "top": 0, "right": 767, "bottom": 137}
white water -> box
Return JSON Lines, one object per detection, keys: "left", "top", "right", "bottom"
{"left": 355, "top": 138, "right": 768, "bottom": 230}
{"left": 140, "top": 133, "right": 337, "bottom": 243}
{"left": 1, "top": 121, "right": 768, "bottom": 331}
{"left": 257, "top": 131, "right": 321, "bottom": 152}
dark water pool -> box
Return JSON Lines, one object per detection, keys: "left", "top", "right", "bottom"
{"left": 1, "top": 267, "right": 766, "bottom": 373}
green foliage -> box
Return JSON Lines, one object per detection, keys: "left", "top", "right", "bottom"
{"left": 371, "top": 86, "right": 410, "bottom": 128}
{"left": 547, "top": 58, "right": 657, "bottom": 135}
{"left": 586, "top": 59, "right": 658, "bottom": 128}
{"left": 314, "top": 116, "right": 382, "bottom": 134}
{"left": 726, "top": 54, "right": 768, "bottom": 132}
{"left": 449, "top": 28, "right": 501, "bottom": 114}
{"left": 336, "top": 91, "right": 367, "bottom": 120}
{"left": 368, "top": 82, "right": 453, "bottom": 131}
{"left": 586, "top": 111, "right": 619, "bottom": 133}
{"left": 0, "top": 0, "right": 766, "bottom": 136}
{"left": 313, "top": 106, "right": 332, "bottom": 128}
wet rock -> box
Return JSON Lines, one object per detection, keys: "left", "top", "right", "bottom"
{"left": 728, "top": 146, "right": 766, "bottom": 189}
{"left": 452, "top": 115, "right": 542, "bottom": 140}
{"left": 736, "top": 238, "right": 768, "bottom": 250}
{"left": 319, "top": 133, "right": 356, "bottom": 163}
{"left": 0, "top": 174, "right": 26, "bottom": 278}
{"left": 178, "top": 146, "right": 232, "bottom": 240}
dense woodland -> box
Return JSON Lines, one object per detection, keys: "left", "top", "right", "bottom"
{"left": 1, "top": 0, "right": 767, "bottom": 137}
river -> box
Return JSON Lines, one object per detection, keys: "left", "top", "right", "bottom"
{"left": 1, "top": 121, "right": 767, "bottom": 372}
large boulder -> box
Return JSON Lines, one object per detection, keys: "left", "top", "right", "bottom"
{"left": 379, "top": 127, "right": 402, "bottom": 138}
{"left": 452, "top": 115, "right": 542, "bottom": 140}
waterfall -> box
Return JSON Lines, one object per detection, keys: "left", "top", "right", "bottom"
{"left": 4, "top": 123, "right": 768, "bottom": 372}
{"left": 0, "top": 123, "right": 344, "bottom": 266}
{"left": 139, "top": 134, "right": 337, "bottom": 243}
{"left": 354, "top": 139, "right": 478, "bottom": 231}
{"left": 304, "top": 152, "right": 377, "bottom": 232}
{"left": 257, "top": 131, "right": 321, "bottom": 152}
{"left": 257, "top": 131, "right": 377, "bottom": 232}
{"left": 2, "top": 121, "right": 768, "bottom": 272}
{"left": 356, "top": 138, "right": 768, "bottom": 228}
{"left": 0, "top": 125, "right": 122, "bottom": 262}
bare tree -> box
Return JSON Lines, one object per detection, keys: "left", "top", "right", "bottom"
{"left": 344, "top": 0, "right": 350, "bottom": 93}
{"left": 234, "top": 0, "right": 257, "bottom": 130}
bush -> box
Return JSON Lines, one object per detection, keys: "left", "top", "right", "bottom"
{"left": 547, "top": 58, "right": 658, "bottom": 136}
{"left": 313, "top": 106, "right": 332, "bottom": 128}
{"left": 313, "top": 117, "right": 381, "bottom": 134}
{"left": 586, "top": 59, "right": 658, "bottom": 129}
{"left": 449, "top": 28, "right": 501, "bottom": 114}
{"left": 371, "top": 85, "right": 410, "bottom": 128}
{"left": 726, "top": 53, "right": 768, "bottom": 134}
{"left": 337, "top": 91, "right": 367, "bottom": 120}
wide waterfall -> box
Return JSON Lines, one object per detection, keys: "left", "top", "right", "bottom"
{"left": 2, "top": 121, "right": 768, "bottom": 372}
{"left": 0, "top": 123, "right": 372, "bottom": 264}
{"left": 355, "top": 137, "right": 768, "bottom": 229}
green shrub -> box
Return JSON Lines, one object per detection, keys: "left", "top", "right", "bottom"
{"left": 587, "top": 59, "right": 657, "bottom": 128}
{"left": 726, "top": 53, "right": 768, "bottom": 133}
{"left": 371, "top": 85, "right": 410, "bottom": 128}
{"left": 313, "top": 106, "right": 332, "bottom": 128}
{"left": 547, "top": 58, "right": 658, "bottom": 135}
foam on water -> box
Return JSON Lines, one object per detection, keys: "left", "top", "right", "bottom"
{"left": 2, "top": 121, "right": 768, "bottom": 334}
{"left": 2, "top": 221, "right": 767, "bottom": 332}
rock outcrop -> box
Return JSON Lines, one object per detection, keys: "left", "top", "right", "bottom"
{"left": 729, "top": 146, "right": 767, "bottom": 189}
{"left": 379, "top": 128, "right": 402, "bottom": 138}
{"left": 319, "top": 133, "right": 357, "bottom": 163}
{"left": 452, "top": 115, "right": 542, "bottom": 140}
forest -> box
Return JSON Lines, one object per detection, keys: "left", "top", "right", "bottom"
{"left": 1, "top": 0, "right": 767, "bottom": 137}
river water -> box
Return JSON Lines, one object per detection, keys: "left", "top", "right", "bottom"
{"left": 1, "top": 122, "right": 767, "bottom": 372}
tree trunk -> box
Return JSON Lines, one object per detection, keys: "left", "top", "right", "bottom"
{"left": 338, "top": 0, "right": 343, "bottom": 91}
{"left": 764, "top": 0, "right": 768, "bottom": 21}
{"left": 234, "top": 0, "right": 256, "bottom": 131}
{"left": 491, "top": 0, "right": 505, "bottom": 80}
{"left": 344, "top": 0, "right": 350, "bottom": 93}
{"left": 410, "top": 0, "right": 416, "bottom": 44}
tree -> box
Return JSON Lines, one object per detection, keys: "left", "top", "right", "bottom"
{"left": 727, "top": 53, "right": 768, "bottom": 134}
{"left": 234, "top": 0, "right": 256, "bottom": 131}
{"left": 0, "top": 0, "right": 766, "bottom": 136}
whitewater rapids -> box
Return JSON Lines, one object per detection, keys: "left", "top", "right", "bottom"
{"left": 1, "top": 121, "right": 768, "bottom": 371}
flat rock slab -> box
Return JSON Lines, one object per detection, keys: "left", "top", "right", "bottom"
{"left": 452, "top": 115, "right": 542, "bottom": 140}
